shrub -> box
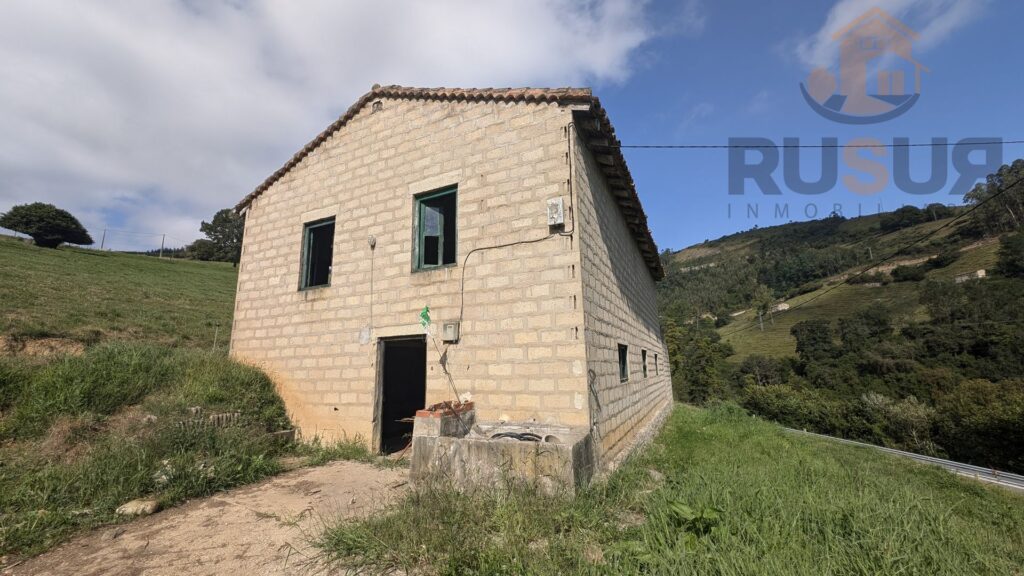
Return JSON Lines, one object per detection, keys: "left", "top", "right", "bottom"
{"left": 880, "top": 205, "right": 926, "bottom": 232}
{"left": 995, "top": 230, "right": 1024, "bottom": 278}
{"left": 790, "top": 320, "right": 834, "bottom": 361}
{"left": 891, "top": 264, "right": 926, "bottom": 282}
{"left": 935, "top": 378, "right": 1024, "bottom": 472}
{"left": 0, "top": 203, "right": 93, "bottom": 248}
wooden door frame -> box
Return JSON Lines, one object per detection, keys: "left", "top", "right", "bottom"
{"left": 372, "top": 334, "right": 426, "bottom": 454}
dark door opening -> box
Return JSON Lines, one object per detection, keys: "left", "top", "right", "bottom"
{"left": 378, "top": 336, "right": 427, "bottom": 454}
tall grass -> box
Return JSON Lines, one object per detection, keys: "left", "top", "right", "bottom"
{"left": 318, "top": 404, "right": 1024, "bottom": 575}
{"left": 0, "top": 342, "right": 348, "bottom": 558}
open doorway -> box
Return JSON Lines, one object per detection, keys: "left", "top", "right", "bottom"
{"left": 377, "top": 336, "right": 427, "bottom": 454}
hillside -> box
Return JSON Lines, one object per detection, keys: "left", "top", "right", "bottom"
{"left": 0, "top": 236, "right": 237, "bottom": 349}
{"left": 719, "top": 239, "right": 1001, "bottom": 359}
{"left": 657, "top": 189, "right": 1024, "bottom": 475}
{"left": 318, "top": 404, "right": 1024, "bottom": 575}
{"left": 0, "top": 239, "right": 367, "bottom": 563}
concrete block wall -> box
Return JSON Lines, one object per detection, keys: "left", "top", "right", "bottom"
{"left": 231, "top": 98, "right": 590, "bottom": 442}
{"left": 572, "top": 126, "right": 673, "bottom": 472}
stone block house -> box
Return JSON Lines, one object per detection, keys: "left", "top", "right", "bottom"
{"left": 231, "top": 85, "right": 672, "bottom": 477}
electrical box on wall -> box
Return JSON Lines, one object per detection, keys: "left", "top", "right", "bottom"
{"left": 547, "top": 197, "right": 565, "bottom": 226}
{"left": 442, "top": 321, "right": 460, "bottom": 342}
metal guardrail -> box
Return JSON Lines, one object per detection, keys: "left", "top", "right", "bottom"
{"left": 784, "top": 428, "right": 1024, "bottom": 492}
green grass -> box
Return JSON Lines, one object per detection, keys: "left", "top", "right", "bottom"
{"left": 719, "top": 282, "right": 923, "bottom": 360}
{"left": 0, "top": 343, "right": 376, "bottom": 560}
{"left": 0, "top": 236, "right": 237, "bottom": 348}
{"left": 929, "top": 240, "right": 1000, "bottom": 280}
{"left": 317, "top": 404, "right": 1024, "bottom": 575}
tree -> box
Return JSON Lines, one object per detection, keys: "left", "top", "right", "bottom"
{"left": 752, "top": 284, "right": 775, "bottom": 330}
{"left": 838, "top": 307, "right": 892, "bottom": 351}
{"left": 186, "top": 238, "right": 217, "bottom": 261}
{"left": 996, "top": 230, "right": 1024, "bottom": 278}
{"left": 790, "top": 320, "right": 834, "bottom": 362}
{"left": 879, "top": 206, "right": 926, "bottom": 232}
{"left": 199, "top": 209, "right": 244, "bottom": 265}
{"left": 0, "top": 203, "right": 93, "bottom": 248}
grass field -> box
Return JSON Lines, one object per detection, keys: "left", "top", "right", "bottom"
{"left": 318, "top": 404, "right": 1024, "bottom": 575}
{"left": 0, "top": 236, "right": 237, "bottom": 348}
{"left": 719, "top": 281, "right": 923, "bottom": 360}
{"left": 0, "top": 240, "right": 377, "bottom": 562}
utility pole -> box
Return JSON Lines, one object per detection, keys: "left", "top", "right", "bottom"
{"left": 159, "top": 234, "right": 165, "bottom": 259}
{"left": 100, "top": 229, "right": 106, "bottom": 250}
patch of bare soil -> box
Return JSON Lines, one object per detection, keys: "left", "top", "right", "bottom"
{"left": 5, "top": 461, "right": 409, "bottom": 576}
{"left": 0, "top": 336, "right": 85, "bottom": 358}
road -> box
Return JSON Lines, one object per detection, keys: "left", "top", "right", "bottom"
{"left": 785, "top": 428, "right": 1024, "bottom": 492}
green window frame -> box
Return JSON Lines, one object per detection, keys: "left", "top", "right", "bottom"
{"left": 618, "top": 344, "right": 629, "bottom": 382}
{"left": 414, "top": 186, "right": 457, "bottom": 271}
{"left": 300, "top": 217, "right": 335, "bottom": 290}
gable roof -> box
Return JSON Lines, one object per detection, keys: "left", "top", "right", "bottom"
{"left": 236, "top": 85, "right": 663, "bottom": 280}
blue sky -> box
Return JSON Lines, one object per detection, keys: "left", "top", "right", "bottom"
{"left": 602, "top": 0, "right": 1021, "bottom": 249}
{"left": 0, "top": 0, "right": 1017, "bottom": 253}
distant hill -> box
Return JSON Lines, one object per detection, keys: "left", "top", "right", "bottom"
{"left": 656, "top": 204, "right": 1004, "bottom": 359}
{"left": 656, "top": 186, "right": 1024, "bottom": 474}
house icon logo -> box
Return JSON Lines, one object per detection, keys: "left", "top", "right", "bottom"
{"left": 800, "top": 7, "right": 929, "bottom": 124}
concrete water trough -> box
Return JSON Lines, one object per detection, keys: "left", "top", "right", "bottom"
{"left": 409, "top": 401, "right": 595, "bottom": 493}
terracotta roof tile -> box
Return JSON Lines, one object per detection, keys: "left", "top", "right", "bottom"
{"left": 236, "top": 85, "right": 663, "bottom": 279}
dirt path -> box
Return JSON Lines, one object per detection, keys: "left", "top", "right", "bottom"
{"left": 6, "top": 461, "right": 408, "bottom": 576}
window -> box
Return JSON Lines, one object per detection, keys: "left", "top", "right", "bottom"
{"left": 618, "top": 344, "right": 629, "bottom": 382}
{"left": 654, "top": 353, "right": 659, "bottom": 376}
{"left": 415, "top": 187, "right": 457, "bottom": 270}
{"left": 641, "top": 349, "right": 648, "bottom": 378}
{"left": 300, "top": 217, "right": 335, "bottom": 289}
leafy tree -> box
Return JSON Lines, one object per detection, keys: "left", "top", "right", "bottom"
{"left": 880, "top": 206, "right": 926, "bottom": 232}
{"left": 187, "top": 238, "right": 218, "bottom": 261}
{"left": 924, "top": 203, "right": 954, "bottom": 221}
{"left": 891, "top": 264, "right": 926, "bottom": 282}
{"left": 838, "top": 307, "right": 892, "bottom": 351}
{"left": 790, "top": 320, "right": 834, "bottom": 362}
{"left": 199, "top": 209, "right": 244, "bottom": 265}
{"left": 0, "top": 203, "right": 93, "bottom": 248}
{"left": 919, "top": 280, "right": 965, "bottom": 323}
{"left": 996, "top": 230, "right": 1024, "bottom": 277}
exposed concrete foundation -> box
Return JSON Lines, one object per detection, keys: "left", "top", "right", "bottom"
{"left": 410, "top": 402, "right": 595, "bottom": 493}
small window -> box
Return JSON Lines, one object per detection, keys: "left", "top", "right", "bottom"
{"left": 654, "top": 353, "right": 659, "bottom": 376}
{"left": 642, "top": 349, "right": 648, "bottom": 378}
{"left": 618, "top": 344, "right": 629, "bottom": 382}
{"left": 300, "top": 217, "right": 335, "bottom": 289}
{"left": 415, "top": 187, "right": 457, "bottom": 270}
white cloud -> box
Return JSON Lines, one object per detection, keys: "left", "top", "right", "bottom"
{"left": 680, "top": 102, "right": 715, "bottom": 130}
{"left": 796, "top": 0, "right": 988, "bottom": 70}
{"left": 0, "top": 0, "right": 658, "bottom": 250}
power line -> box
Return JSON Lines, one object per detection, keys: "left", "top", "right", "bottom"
{"left": 717, "top": 172, "right": 1024, "bottom": 340}
{"left": 618, "top": 139, "right": 1024, "bottom": 149}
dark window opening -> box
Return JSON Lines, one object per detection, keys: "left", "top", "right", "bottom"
{"left": 642, "top": 349, "right": 648, "bottom": 378}
{"left": 379, "top": 336, "right": 427, "bottom": 454}
{"left": 301, "top": 218, "right": 335, "bottom": 289}
{"left": 654, "top": 353, "right": 659, "bottom": 376}
{"left": 618, "top": 344, "right": 629, "bottom": 382}
{"left": 416, "top": 187, "right": 457, "bottom": 270}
